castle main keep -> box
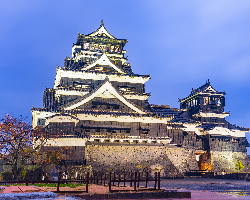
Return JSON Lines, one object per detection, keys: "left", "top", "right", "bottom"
{"left": 32, "top": 21, "right": 250, "bottom": 177}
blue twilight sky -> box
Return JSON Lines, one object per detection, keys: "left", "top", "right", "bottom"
{"left": 0, "top": 1, "right": 250, "bottom": 152}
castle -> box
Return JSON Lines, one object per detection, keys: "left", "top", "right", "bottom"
{"left": 32, "top": 21, "right": 249, "bottom": 177}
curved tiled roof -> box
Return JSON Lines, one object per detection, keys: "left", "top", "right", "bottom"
{"left": 87, "top": 20, "right": 116, "bottom": 39}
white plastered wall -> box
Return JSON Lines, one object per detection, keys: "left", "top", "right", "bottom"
{"left": 54, "top": 68, "right": 150, "bottom": 88}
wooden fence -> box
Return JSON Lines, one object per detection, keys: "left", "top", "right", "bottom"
{"left": 108, "top": 172, "right": 160, "bottom": 192}
{"left": 0, "top": 171, "right": 160, "bottom": 193}
{"left": 88, "top": 171, "right": 160, "bottom": 192}
{"left": 0, "top": 171, "right": 89, "bottom": 193}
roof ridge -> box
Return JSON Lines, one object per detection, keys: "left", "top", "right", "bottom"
{"left": 86, "top": 21, "right": 116, "bottom": 39}
{"left": 81, "top": 53, "right": 125, "bottom": 73}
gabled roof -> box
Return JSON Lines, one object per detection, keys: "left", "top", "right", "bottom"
{"left": 45, "top": 114, "right": 79, "bottom": 126}
{"left": 87, "top": 20, "right": 115, "bottom": 39}
{"left": 179, "top": 80, "right": 225, "bottom": 102}
{"left": 191, "top": 80, "right": 218, "bottom": 94}
{"left": 63, "top": 78, "right": 145, "bottom": 114}
{"left": 81, "top": 53, "right": 125, "bottom": 73}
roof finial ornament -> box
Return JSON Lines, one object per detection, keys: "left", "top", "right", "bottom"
{"left": 101, "top": 19, "right": 104, "bottom": 26}
{"left": 208, "top": 79, "right": 210, "bottom": 84}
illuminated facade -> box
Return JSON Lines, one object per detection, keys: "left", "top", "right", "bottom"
{"left": 32, "top": 21, "right": 249, "bottom": 176}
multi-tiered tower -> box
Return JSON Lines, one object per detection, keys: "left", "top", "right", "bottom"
{"left": 32, "top": 22, "right": 249, "bottom": 177}
{"left": 179, "top": 80, "right": 249, "bottom": 170}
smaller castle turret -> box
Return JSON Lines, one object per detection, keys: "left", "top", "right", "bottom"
{"left": 179, "top": 80, "right": 229, "bottom": 123}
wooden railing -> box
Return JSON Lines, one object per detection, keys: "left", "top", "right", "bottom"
{"left": 88, "top": 171, "right": 160, "bottom": 192}
{"left": 0, "top": 171, "right": 161, "bottom": 193}
{"left": 108, "top": 172, "right": 160, "bottom": 193}
{"left": 0, "top": 171, "right": 89, "bottom": 193}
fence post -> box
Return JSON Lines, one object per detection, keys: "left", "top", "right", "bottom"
{"left": 124, "top": 172, "right": 126, "bottom": 187}
{"left": 101, "top": 174, "right": 102, "bottom": 185}
{"left": 134, "top": 172, "right": 137, "bottom": 191}
{"left": 104, "top": 174, "right": 106, "bottom": 186}
{"left": 154, "top": 172, "right": 157, "bottom": 189}
{"left": 86, "top": 172, "right": 89, "bottom": 193}
{"left": 26, "top": 171, "right": 29, "bottom": 186}
{"left": 137, "top": 172, "right": 140, "bottom": 188}
{"left": 130, "top": 173, "right": 133, "bottom": 187}
{"left": 146, "top": 172, "right": 148, "bottom": 188}
{"left": 118, "top": 174, "right": 121, "bottom": 187}
{"left": 113, "top": 173, "right": 115, "bottom": 186}
{"left": 109, "top": 172, "right": 111, "bottom": 193}
{"left": 158, "top": 172, "right": 160, "bottom": 190}
{"left": 93, "top": 174, "right": 95, "bottom": 184}
{"left": 57, "top": 172, "right": 61, "bottom": 192}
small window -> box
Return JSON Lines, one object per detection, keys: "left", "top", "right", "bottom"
{"left": 84, "top": 43, "right": 89, "bottom": 49}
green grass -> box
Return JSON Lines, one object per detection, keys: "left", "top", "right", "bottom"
{"left": 34, "top": 183, "right": 86, "bottom": 188}
{"left": 0, "top": 184, "right": 26, "bottom": 186}
{"left": 0, "top": 183, "right": 86, "bottom": 188}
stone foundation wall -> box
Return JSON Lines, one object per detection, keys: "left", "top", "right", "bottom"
{"left": 85, "top": 145, "right": 198, "bottom": 178}
{"left": 211, "top": 151, "right": 250, "bottom": 172}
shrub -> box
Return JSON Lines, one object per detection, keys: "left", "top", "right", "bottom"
{"left": 235, "top": 161, "right": 244, "bottom": 171}
{"left": 1, "top": 171, "right": 13, "bottom": 181}
{"left": 25, "top": 165, "right": 43, "bottom": 180}
{"left": 19, "top": 171, "right": 26, "bottom": 180}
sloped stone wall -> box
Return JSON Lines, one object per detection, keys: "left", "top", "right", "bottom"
{"left": 85, "top": 145, "right": 198, "bottom": 178}
{"left": 165, "top": 147, "right": 198, "bottom": 174}
{"left": 211, "top": 151, "right": 250, "bottom": 172}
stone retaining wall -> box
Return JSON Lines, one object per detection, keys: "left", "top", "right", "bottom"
{"left": 85, "top": 145, "right": 198, "bottom": 178}
{"left": 211, "top": 151, "right": 250, "bottom": 172}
